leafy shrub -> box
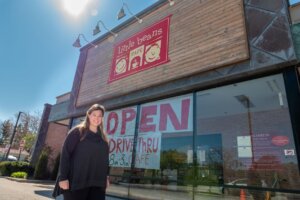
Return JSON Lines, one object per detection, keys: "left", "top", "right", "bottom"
{"left": 33, "top": 148, "right": 50, "bottom": 179}
{"left": 11, "top": 171, "right": 28, "bottom": 179}
{"left": 0, "top": 161, "right": 34, "bottom": 176}
{"left": 51, "top": 154, "right": 60, "bottom": 180}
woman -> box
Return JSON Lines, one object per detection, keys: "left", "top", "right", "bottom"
{"left": 56, "top": 104, "right": 109, "bottom": 200}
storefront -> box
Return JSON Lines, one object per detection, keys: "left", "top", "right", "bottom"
{"left": 41, "top": 0, "right": 300, "bottom": 199}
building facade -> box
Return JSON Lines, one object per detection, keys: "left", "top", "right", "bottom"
{"left": 37, "top": 0, "right": 300, "bottom": 199}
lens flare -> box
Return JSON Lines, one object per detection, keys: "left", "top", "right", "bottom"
{"left": 63, "top": 0, "right": 89, "bottom": 16}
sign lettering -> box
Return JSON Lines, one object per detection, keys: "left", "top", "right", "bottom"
{"left": 104, "top": 94, "right": 193, "bottom": 169}
{"left": 108, "top": 16, "right": 171, "bottom": 82}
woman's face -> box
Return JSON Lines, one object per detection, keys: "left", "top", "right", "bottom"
{"left": 88, "top": 110, "right": 103, "bottom": 128}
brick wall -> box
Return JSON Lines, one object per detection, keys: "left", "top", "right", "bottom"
{"left": 44, "top": 122, "right": 69, "bottom": 172}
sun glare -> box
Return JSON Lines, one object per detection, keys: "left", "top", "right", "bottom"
{"left": 63, "top": 0, "right": 89, "bottom": 16}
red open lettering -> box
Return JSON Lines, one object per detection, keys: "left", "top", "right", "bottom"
{"left": 121, "top": 108, "right": 136, "bottom": 135}
{"left": 106, "top": 112, "right": 118, "bottom": 135}
{"left": 139, "top": 105, "right": 157, "bottom": 133}
{"left": 159, "top": 98, "right": 190, "bottom": 131}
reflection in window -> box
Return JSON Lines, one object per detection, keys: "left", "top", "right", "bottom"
{"left": 104, "top": 106, "right": 137, "bottom": 198}
{"left": 290, "top": 0, "right": 300, "bottom": 5}
{"left": 196, "top": 74, "right": 300, "bottom": 199}
{"left": 71, "top": 116, "right": 84, "bottom": 128}
{"left": 131, "top": 94, "right": 194, "bottom": 200}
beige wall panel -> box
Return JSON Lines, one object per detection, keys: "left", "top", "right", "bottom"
{"left": 290, "top": 4, "right": 300, "bottom": 24}
{"left": 76, "top": 0, "right": 249, "bottom": 107}
{"left": 56, "top": 92, "right": 70, "bottom": 104}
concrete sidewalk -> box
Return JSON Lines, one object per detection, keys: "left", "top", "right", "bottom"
{"left": 2, "top": 177, "right": 242, "bottom": 200}
{"left": 1, "top": 177, "right": 123, "bottom": 200}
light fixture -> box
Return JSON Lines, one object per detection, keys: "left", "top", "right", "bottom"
{"left": 168, "top": 0, "right": 175, "bottom": 6}
{"left": 73, "top": 34, "right": 98, "bottom": 48}
{"left": 118, "top": 7, "right": 126, "bottom": 20}
{"left": 278, "top": 92, "right": 284, "bottom": 107}
{"left": 117, "top": 2, "right": 143, "bottom": 23}
{"left": 93, "top": 20, "right": 118, "bottom": 38}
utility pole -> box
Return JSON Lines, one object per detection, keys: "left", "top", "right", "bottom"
{"left": 4, "top": 111, "right": 24, "bottom": 161}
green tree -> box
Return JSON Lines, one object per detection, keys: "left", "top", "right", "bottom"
{"left": 0, "top": 120, "right": 13, "bottom": 145}
{"left": 28, "top": 110, "right": 41, "bottom": 134}
{"left": 0, "top": 120, "right": 2, "bottom": 142}
{"left": 34, "top": 147, "right": 51, "bottom": 180}
{"left": 161, "top": 150, "right": 186, "bottom": 170}
{"left": 13, "top": 113, "right": 29, "bottom": 148}
{"left": 23, "top": 133, "right": 37, "bottom": 153}
{"left": 13, "top": 124, "right": 23, "bottom": 148}
{"left": 51, "top": 154, "right": 60, "bottom": 180}
{"left": 12, "top": 111, "right": 41, "bottom": 151}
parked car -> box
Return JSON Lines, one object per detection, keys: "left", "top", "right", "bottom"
{"left": 227, "top": 178, "right": 248, "bottom": 186}
{"left": 7, "top": 155, "right": 17, "bottom": 161}
{"left": 224, "top": 178, "right": 248, "bottom": 196}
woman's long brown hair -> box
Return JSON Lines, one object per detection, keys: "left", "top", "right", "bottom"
{"left": 77, "top": 104, "right": 108, "bottom": 143}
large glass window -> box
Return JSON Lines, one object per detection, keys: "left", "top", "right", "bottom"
{"left": 71, "top": 116, "right": 84, "bottom": 128}
{"left": 129, "top": 94, "right": 194, "bottom": 200}
{"left": 196, "top": 74, "right": 300, "bottom": 199}
{"left": 104, "top": 106, "right": 137, "bottom": 198}
{"left": 99, "top": 73, "right": 300, "bottom": 199}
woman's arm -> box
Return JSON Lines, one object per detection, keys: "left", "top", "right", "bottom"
{"left": 58, "top": 128, "right": 80, "bottom": 189}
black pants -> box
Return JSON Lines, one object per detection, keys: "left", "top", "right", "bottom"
{"left": 63, "top": 187, "right": 106, "bottom": 200}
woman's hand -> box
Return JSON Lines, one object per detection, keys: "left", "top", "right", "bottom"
{"left": 59, "top": 180, "right": 69, "bottom": 190}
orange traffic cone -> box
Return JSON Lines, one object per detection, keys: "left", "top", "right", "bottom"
{"left": 240, "top": 189, "right": 246, "bottom": 200}
{"left": 265, "top": 191, "right": 271, "bottom": 200}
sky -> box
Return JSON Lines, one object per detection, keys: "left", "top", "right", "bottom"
{"left": 0, "top": 0, "right": 157, "bottom": 122}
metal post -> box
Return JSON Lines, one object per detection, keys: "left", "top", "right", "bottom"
{"left": 246, "top": 98, "right": 255, "bottom": 164}
{"left": 17, "top": 148, "right": 22, "bottom": 161}
{"left": 4, "top": 111, "right": 23, "bottom": 161}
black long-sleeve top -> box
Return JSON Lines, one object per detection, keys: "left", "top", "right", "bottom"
{"left": 59, "top": 127, "right": 109, "bottom": 191}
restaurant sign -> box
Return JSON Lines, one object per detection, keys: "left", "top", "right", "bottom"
{"left": 108, "top": 15, "right": 171, "bottom": 82}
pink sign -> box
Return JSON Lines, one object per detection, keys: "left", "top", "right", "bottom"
{"left": 271, "top": 136, "right": 289, "bottom": 146}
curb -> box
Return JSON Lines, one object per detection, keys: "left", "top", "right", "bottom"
{"left": 4, "top": 176, "right": 55, "bottom": 184}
